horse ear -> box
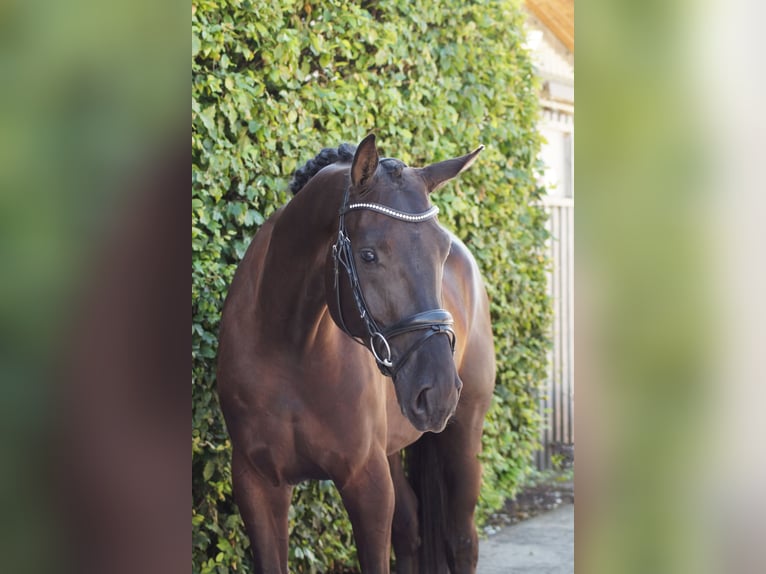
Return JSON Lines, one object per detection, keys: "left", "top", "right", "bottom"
{"left": 351, "top": 133, "right": 379, "bottom": 190}
{"left": 419, "top": 145, "right": 485, "bottom": 193}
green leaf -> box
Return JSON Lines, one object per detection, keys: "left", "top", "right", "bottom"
{"left": 244, "top": 210, "right": 264, "bottom": 227}
{"left": 192, "top": 34, "right": 201, "bottom": 58}
{"left": 203, "top": 460, "right": 215, "bottom": 482}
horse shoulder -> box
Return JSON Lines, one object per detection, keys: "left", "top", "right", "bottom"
{"left": 443, "top": 232, "right": 487, "bottom": 329}
{"left": 443, "top": 232, "right": 496, "bottom": 408}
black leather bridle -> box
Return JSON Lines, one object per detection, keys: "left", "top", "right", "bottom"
{"left": 331, "top": 182, "right": 456, "bottom": 378}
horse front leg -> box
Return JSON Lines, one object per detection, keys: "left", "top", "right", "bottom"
{"left": 337, "top": 450, "right": 395, "bottom": 574}
{"left": 434, "top": 417, "right": 485, "bottom": 574}
{"left": 388, "top": 451, "right": 420, "bottom": 574}
{"left": 231, "top": 450, "right": 293, "bottom": 574}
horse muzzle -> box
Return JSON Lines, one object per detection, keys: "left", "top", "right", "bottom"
{"left": 397, "top": 362, "right": 463, "bottom": 433}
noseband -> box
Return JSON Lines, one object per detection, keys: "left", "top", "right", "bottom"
{"left": 331, "top": 184, "right": 456, "bottom": 378}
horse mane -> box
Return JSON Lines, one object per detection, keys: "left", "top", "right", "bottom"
{"left": 288, "top": 143, "right": 357, "bottom": 195}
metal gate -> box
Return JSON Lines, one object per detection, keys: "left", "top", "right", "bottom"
{"left": 535, "top": 196, "right": 574, "bottom": 470}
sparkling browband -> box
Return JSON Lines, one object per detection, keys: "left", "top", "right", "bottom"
{"left": 345, "top": 203, "right": 439, "bottom": 222}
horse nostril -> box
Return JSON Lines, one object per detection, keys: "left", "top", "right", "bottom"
{"left": 414, "top": 387, "right": 431, "bottom": 415}
{"left": 456, "top": 378, "right": 463, "bottom": 394}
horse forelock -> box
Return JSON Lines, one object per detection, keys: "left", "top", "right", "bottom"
{"left": 289, "top": 144, "right": 414, "bottom": 196}
{"left": 378, "top": 157, "right": 406, "bottom": 178}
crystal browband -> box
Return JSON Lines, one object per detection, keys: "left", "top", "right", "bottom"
{"left": 344, "top": 203, "right": 439, "bottom": 222}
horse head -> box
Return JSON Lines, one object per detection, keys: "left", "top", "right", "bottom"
{"left": 326, "top": 134, "right": 484, "bottom": 433}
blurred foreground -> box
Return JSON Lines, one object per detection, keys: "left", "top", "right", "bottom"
{"left": 577, "top": 0, "right": 766, "bottom": 573}
{"left": 0, "top": 1, "right": 187, "bottom": 573}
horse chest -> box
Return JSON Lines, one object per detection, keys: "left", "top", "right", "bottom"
{"left": 247, "top": 361, "right": 388, "bottom": 480}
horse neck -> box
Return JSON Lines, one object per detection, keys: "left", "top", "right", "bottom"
{"left": 255, "top": 165, "right": 347, "bottom": 347}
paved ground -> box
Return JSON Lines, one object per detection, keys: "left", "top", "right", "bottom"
{"left": 477, "top": 503, "right": 574, "bottom": 573}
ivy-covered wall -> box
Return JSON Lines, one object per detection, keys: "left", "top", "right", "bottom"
{"left": 192, "top": 1, "right": 550, "bottom": 571}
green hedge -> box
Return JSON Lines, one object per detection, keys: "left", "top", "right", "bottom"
{"left": 192, "top": 1, "right": 550, "bottom": 571}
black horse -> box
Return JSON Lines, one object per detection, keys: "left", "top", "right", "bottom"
{"left": 217, "top": 135, "right": 495, "bottom": 573}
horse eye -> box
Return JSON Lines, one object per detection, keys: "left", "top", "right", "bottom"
{"left": 359, "top": 249, "right": 377, "bottom": 263}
